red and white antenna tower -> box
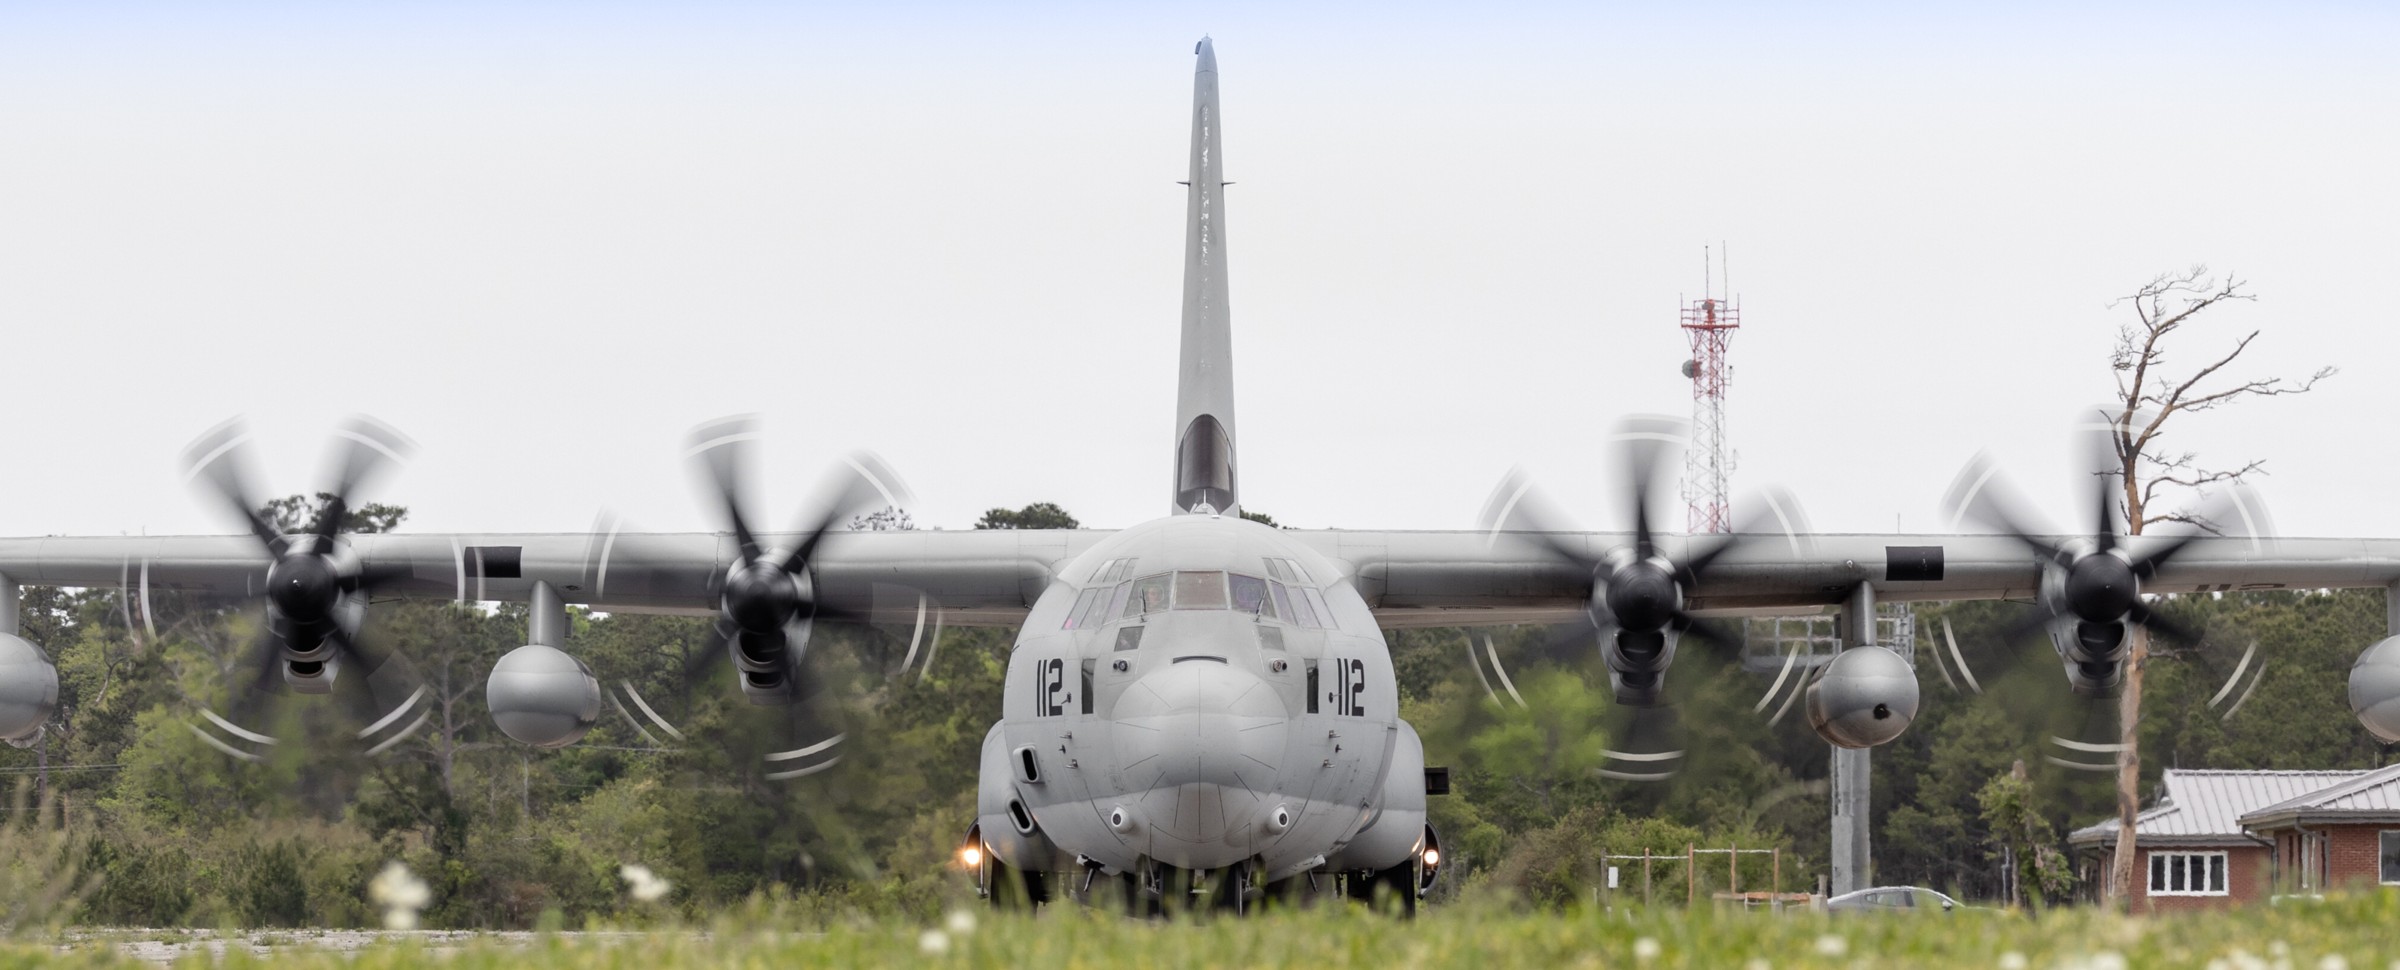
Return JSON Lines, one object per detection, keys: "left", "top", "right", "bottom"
{"left": 1680, "top": 246, "right": 1739, "bottom": 533}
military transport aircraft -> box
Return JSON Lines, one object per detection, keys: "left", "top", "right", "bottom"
{"left": 5, "top": 37, "right": 2400, "bottom": 914}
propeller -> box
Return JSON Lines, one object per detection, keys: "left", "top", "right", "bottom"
{"left": 179, "top": 416, "right": 427, "bottom": 759}
{"left": 1942, "top": 421, "right": 2273, "bottom": 695}
{"left": 677, "top": 415, "right": 917, "bottom": 777}
{"left": 1479, "top": 414, "right": 1811, "bottom": 705}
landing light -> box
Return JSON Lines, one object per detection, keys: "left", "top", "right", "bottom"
{"left": 1423, "top": 848, "right": 1440, "bottom": 867}
{"left": 960, "top": 845, "right": 984, "bottom": 868}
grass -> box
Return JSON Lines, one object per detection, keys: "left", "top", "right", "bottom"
{"left": 10, "top": 894, "right": 2400, "bottom": 969}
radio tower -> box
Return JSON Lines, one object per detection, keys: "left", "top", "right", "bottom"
{"left": 1680, "top": 247, "right": 1739, "bottom": 533}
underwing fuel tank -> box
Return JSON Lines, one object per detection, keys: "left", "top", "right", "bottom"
{"left": 2349, "top": 636, "right": 2400, "bottom": 742}
{"left": 0, "top": 634, "right": 59, "bottom": 747}
{"left": 486, "top": 643, "right": 602, "bottom": 748}
{"left": 1804, "top": 645, "right": 1920, "bottom": 749}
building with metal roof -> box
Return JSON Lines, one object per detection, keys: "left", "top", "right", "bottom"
{"left": 2067, "top": 767, "right": 2400, "bottom": 909}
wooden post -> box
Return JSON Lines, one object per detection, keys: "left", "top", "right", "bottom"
{"left": 1772, "top": 848, "right": 1782, "bottom": 910}
{"left": 1643, "top": 847, "right": 1652, "bottom": 906}
{"left": 1687, "top": 843, "right": 1696, "bottom": 906}
{"left": 1729, "top": 844, "right": 1738, "bottom": 901}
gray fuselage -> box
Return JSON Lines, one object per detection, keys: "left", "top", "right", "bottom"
{"left": 977, "top": 513, "right": 1425, "bottom": 881}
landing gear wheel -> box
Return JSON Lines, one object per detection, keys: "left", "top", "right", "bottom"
{"left": 1343, "top": 864, "right": 1419, "bottom": 917}
{"left": 984, "top": 857, "right": 1051, "bottom": 909}
{"left": 1120, "top": 868, "right": 1163, "bottom": 919}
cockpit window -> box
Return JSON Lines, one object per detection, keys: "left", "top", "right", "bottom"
{"left": 1173, "top": 571, "right": 1228, "bottom": 610}
{"left": 1302, "top": 588, "right": 1336, "bottom": 629}
{"left": 1127, "top": 574, "right": 1171, "bottom": 616}
{"left": 1077, "top": 587, "right": 1121, "bottom": 628}
{"left": 1263, "top": 557, "right": 1311, "bottom": 584}
{"left": 1269, "top": 581, "right": 1295, "bottom": 622}
{"left": 1229, "top": 573, "right": 1273, "bottom": 617}
{"left": 1282, "top": 584, "right": 1319, "bottom": 627}
{"left": 1103, "top": 583, "right": 1132, "bottom": 621}
{"left": 1060, "top": 587, "right": 1103, "bottom": 629}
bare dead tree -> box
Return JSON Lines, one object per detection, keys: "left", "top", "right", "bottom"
{"left": 2102, "top": 266, "right": 2333, "bottom": 904}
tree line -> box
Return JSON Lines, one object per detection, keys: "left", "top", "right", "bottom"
{"left": 2, "top": 497, "right": 2390, "bottom": 928}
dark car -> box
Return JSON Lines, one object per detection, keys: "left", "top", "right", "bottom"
{"left": 1824, "top": 886, "right": 1961, "bottom": 913}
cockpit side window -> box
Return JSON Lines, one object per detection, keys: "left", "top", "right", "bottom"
{"left": 1302, "top": 587, "right": 1337, "bottom": 630}
{"left": 1283, "top": 584, "right": 1319, "bottom": 627}
{"left": 1269, "top": 581, "right": 1295, "bottom": 623}
{"left": 1103, "top": 583, "right": 1132, "bottom": 621}
{"left": 1127, "top": 574, "right": 1171, "bottom": 616}
{"left": 1229, "top": 573, "right": 1273, "bottom": 617}
{"left": 1172, "top": 571, "right": 1228, "bottom": 610}
{"left": 1060, "top": 587, "right": 1102, "bottom": 630}
{"left": 1076, "top": 586, "right": 1121, "bottom": 628}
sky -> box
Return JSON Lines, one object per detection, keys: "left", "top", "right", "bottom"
{"left": 3, "top": 2, "right": 2395, "bottom": 542}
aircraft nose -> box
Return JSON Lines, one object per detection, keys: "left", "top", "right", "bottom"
{"left": 1111, "top": 659, "right": 1286, "bottom": 847}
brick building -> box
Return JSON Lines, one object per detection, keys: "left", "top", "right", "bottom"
{"left": 2067, "top": 769, "right": 2366, "bottom": 910}
{"left": 2238, "top": 762, "right": 2400, "bottom": 895}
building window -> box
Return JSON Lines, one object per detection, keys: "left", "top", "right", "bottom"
{"left": 2149, "top": 851, "right": 2228, "bottom": 896}
{"left": 2382, "top": 831, "right": 2400, "bottom": 885}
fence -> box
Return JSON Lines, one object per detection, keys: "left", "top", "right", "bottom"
{"left": 1598, "top": 844, "right": 1815, "bottom": 911}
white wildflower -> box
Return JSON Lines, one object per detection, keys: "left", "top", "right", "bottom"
{"left": 945, "top": 909, "right": 977, "bottom": 935}
{"left": 366, "top": 861, "right": 431, "bottom": 931}
{"left": 919, "top": 929, "right": 951, "bottom": 955}
{"left": 619, "top": 863, "right": 672, "bottom": 903}
{"left": 1814, "top": 935, "right": 1848, "bottom": 958}
{"left": 1633, "top": 937, "right": 1660, "bottom": 961}
{"left": 2316, "top": 955, "right": 2348, "bottom": 970}
{"left": 2090, "top": 952, "right": 2128, "bottom": 970}
{"left": 1743, "top": 959, "right": 1771, "bottom": 970}
{"left": 1999, "top": 952, "right": 2028, "bottom": 970}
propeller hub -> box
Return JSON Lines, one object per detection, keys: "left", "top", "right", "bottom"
{"left": 266, "top": 554, "right": 342, "bottom": 623}
{"left": 2064, "top": 553, "right": 2138, "bottom": 624}
{"left": 1605, "top": 562, "right": 1681, "bottom": 632}
{"left": 724, "top": 562, "right": 803, "bottom": 634}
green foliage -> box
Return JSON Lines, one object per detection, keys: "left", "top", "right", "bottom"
{"left": 6, "top": 488, "right": 2392, "bottom": 929}
{"left": 0, "top": 783, "right": 88, "bottom": 934}
{"left": 258, "top": 494, "right": 408, "bottom": 535}
{"left": 1239, "top": 509, "right": 1278, "bottom": 528}
{"left": 972, "top": 503, "right": 1079, "bottom": 530}
{"left": 1976, "top": 765, "right": 2073, "bottom": 905}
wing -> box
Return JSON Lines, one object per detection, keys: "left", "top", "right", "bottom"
{"left": 1290, "top": 530, "right": 2400, "bottom": 629}
{"left": 0, "top": 528, "right": 1116, "bottom": 627}
{"left": 9, "top": 528, "right": 2392, "bottom": 630}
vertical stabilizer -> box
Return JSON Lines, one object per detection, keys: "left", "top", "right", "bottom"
{"left": 1174, "top": 36, "right": 1238, "bottom": 516}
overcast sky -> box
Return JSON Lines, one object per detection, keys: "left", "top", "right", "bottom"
{"left": 4, "top": 2, "right": 2394, "bottom": 543}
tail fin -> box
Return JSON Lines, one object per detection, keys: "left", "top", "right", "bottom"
{"left": 1174, "top": 36, "right": 1238, "bottom": 516}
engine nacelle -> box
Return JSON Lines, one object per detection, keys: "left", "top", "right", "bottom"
{"left": 733, "top": 622, "right": 813, "bottom": 705}
{"left": 0, "top": 634, "right": 59, "bottom": 747}
{"left": 1805, "top": 646, "right": 1920, "bottom": 749}
{"left": 486, "top": 643, "right": 602, "bottom": 748}
{"left": 1602, "top": 628, "right": 1680, "bottom": 705}
{"left": 2349, "top": 636, "right": 2400, "bottom": 743}
{"left": 2051, "top": 619, "right": 2129, "bottom": 695}
{"left": 281, "top": 657, "right": 340, "bottom": 695}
